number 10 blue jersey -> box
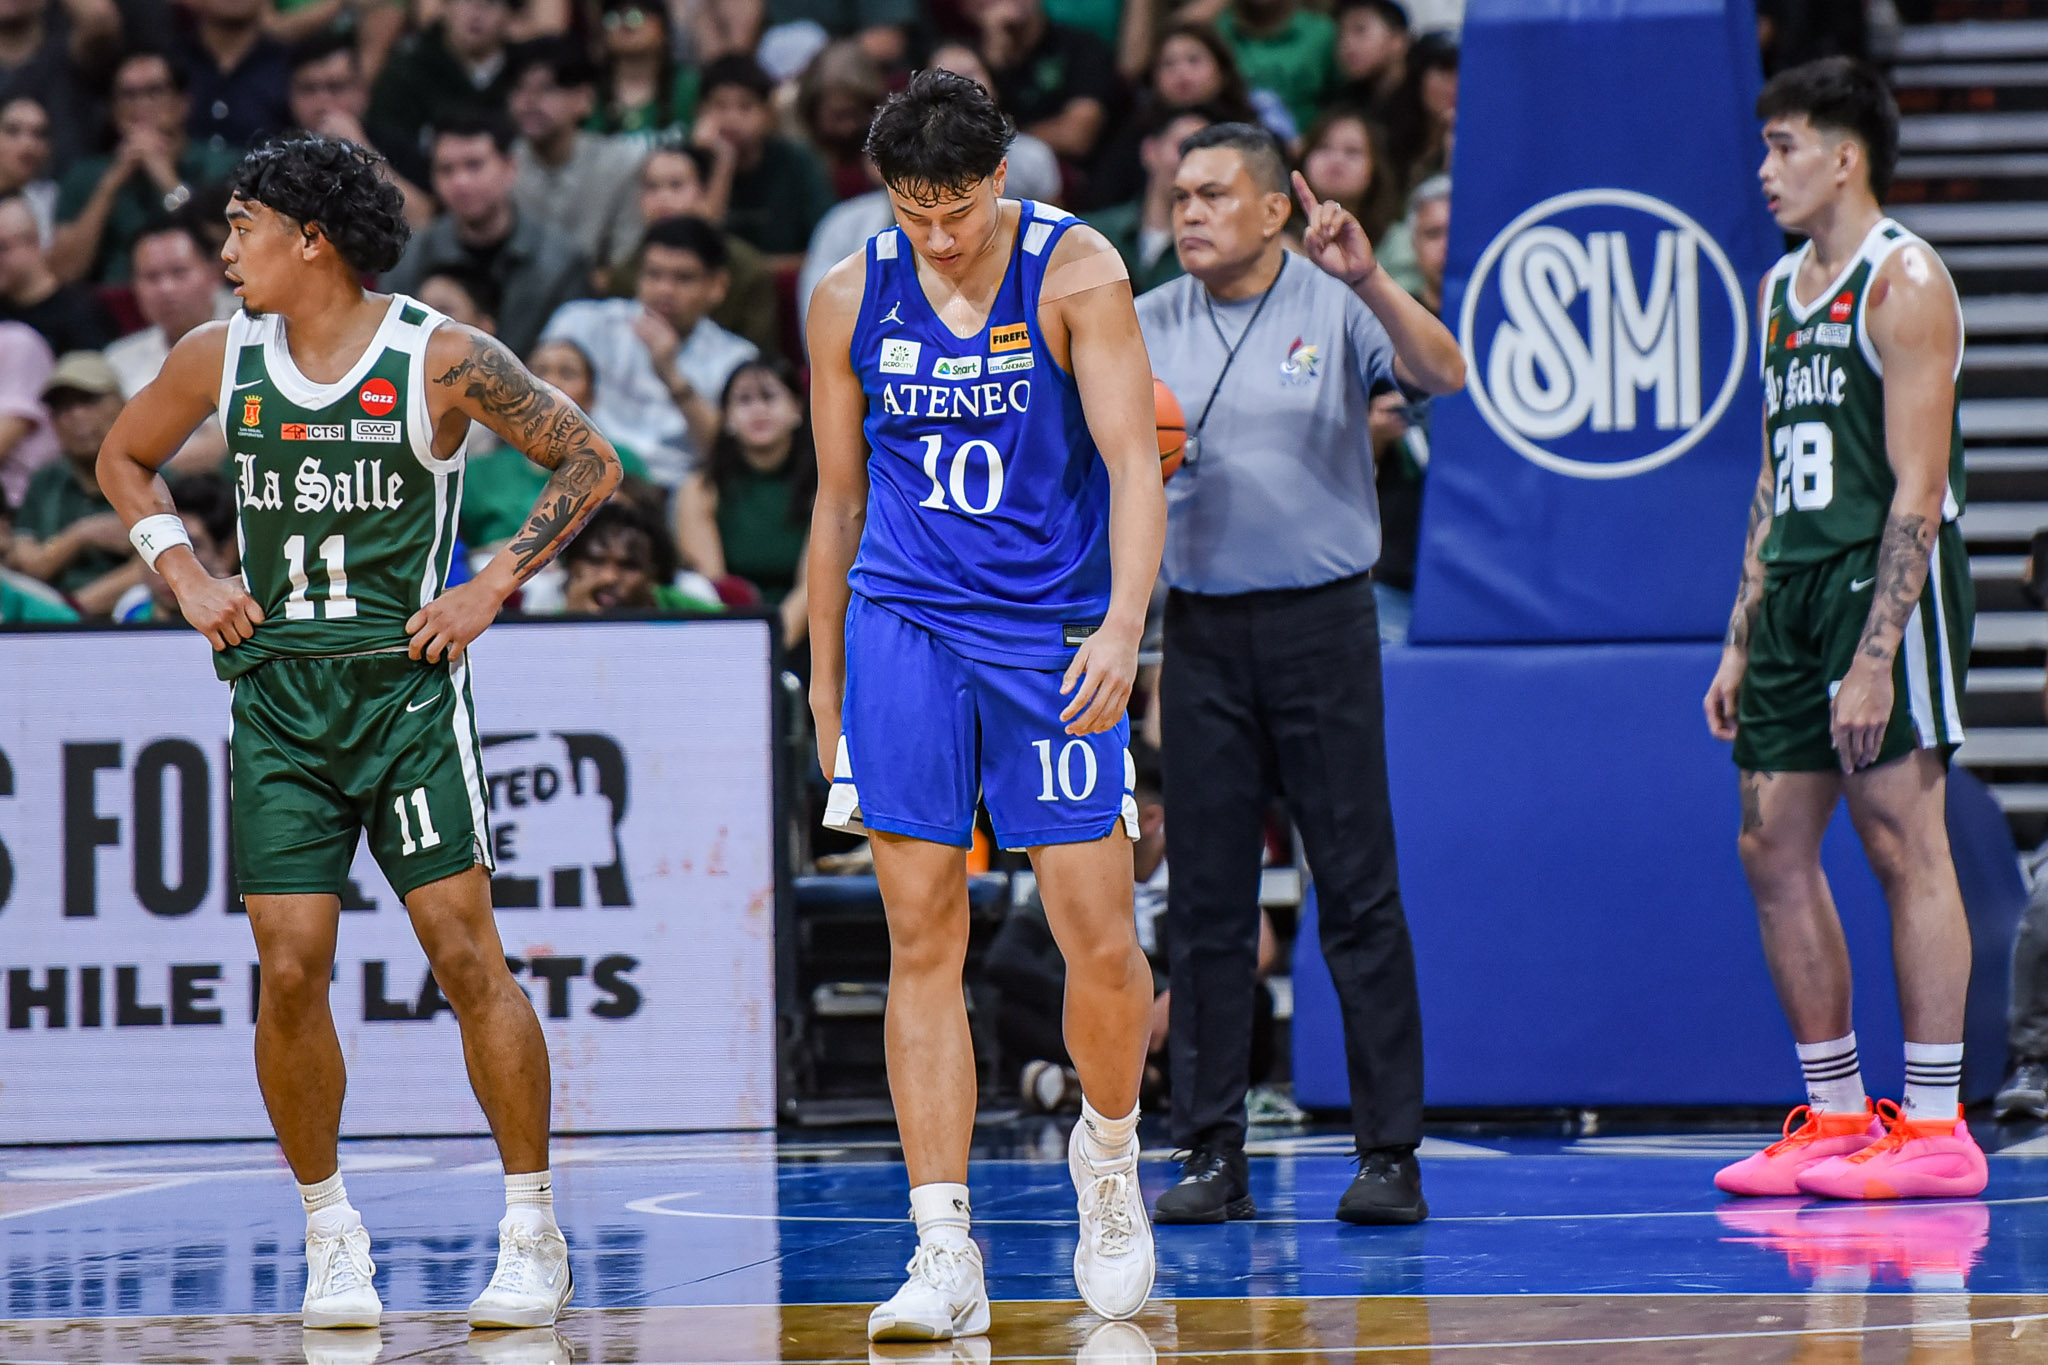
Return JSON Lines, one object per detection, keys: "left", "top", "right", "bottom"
{"left": 846, "top": 200, "right": 1111, "bottom": 669}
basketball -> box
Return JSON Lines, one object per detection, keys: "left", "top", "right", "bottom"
{"left": 1155, "top": 377, "right": 1186, "bottom": 480}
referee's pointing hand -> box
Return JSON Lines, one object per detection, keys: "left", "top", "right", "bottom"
{"left": 1293, "top": 170, "right": 1380, "bottom": 288}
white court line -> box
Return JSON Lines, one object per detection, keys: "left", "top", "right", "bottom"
{"left": 6, "top": 1152, "right": 433, "bottom": 1182}
{"left": 0, "top": 1179, "right": 202, "bottom": 1223}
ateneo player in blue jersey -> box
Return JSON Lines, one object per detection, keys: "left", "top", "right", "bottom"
{"left": 807, "top": 70, "right": 1168, "bottom": 1341}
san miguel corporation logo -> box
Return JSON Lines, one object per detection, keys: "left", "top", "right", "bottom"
{"left": 1460, "top": 189, "right": 1748, "bottom": 480}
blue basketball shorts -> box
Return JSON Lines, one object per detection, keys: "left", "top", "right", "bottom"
{"left": 825, "top": 593, "right": 1137, "bottom": 849}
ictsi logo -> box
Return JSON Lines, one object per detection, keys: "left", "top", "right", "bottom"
{"left": 1460, "top": 189, "right": 1748, "bottom": 480}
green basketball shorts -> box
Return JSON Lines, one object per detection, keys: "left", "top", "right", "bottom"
{"left": 229, "top": 652, "right": 494, "bottom": 899}
{"left": 1733, "top": 521, "right": 1974, "bottom": 774}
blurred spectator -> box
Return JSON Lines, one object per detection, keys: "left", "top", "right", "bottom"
{"left": 0, "top": 193, "right": 113, "bottom": 351}
{"left": 417, "top": 260, "right": 498, "bottom": 330}
{"left": 796, "top": 170, "right": 888, "bottom": 344}
{"left": 796, "top": 39, "right": 885, "bottom": 202}
{"left": 1092, "top": 105, "right": 1212, "bottom": 296}
{"left": 688, "top": 0, "right": 766, "bottom": 67}
{"left": 0, "top": 0, "right": 123, "bottom": 170}
{"left": 369, "top": 0, "right": 519, "bottom": 153}
{"left": 693, "top": 54, "right": 833, "bottom": 259}
{"left": 590, "top": 0, "right": 695, "bottom": 141}
{"left": 769, "top": 0, "right": 909, "bottom": 67}
{"left": 384, "top": 112, "right": 592, "bottom": 357}
{"left": 1406, "top": 171, "right": 1446, "bottom": 313}
{"left": 559, "top": 499, "right": 706, "bottom": 613}
{"left": 111, "top": 470, "right": 235, "bottom": 622}
{"left": 0, "top": 317, "right": 54, "bottom": 504}
{"left": 612, "top": 141, "right": 777, "bottom": 355}
{"left": 286, "top": 31, "right": 433, "bottom": 227}
{"left": 1087, "top": 21, "right": 1270, "bottom": 207}
{"left": 926, "top": 41, "right": 1061, "bottom": 202}
{"left": 6, "top": 350, "right": 133, "bottom": 608}
{"left": 1365, "top": 175, "right": 1445, "bottom": 645}
{"left": 1332, "top": 0, "right": 1407, "bottom": 114}
{"left": 509, "top": 47, "right": 644, "bottom": 271}
{"left": 1207, "top": 0, "right": 1334, "bottom": 134}
{"left": 103, "top": 219, "right": 235, "bottom": 398}
{"left": 542, "top": 215, "right": 756, "bottom": 484}
{"left": 175, "top": 0, "right": 291, "bottom": 148}
{"left": 1384, "top": 31, "right": 1454, "bottom": 189}
{"left": 969, "top": 0, "right": 1120, "bottom": 168}
{"left": 1297, "top": 109, "right": 1400, "bottom": 245}
{"left": 50, "top": 52, "right": 242, "bottom": 284}
{"left": 1758, "top": 0, "right": 1867, "bottom": 75}
{"left": 673, "top": 358, "right": 813, "bottom": 646}
{"left": 0, "top": 485, "right": 78, "bottom": 619}
{"left": 461, "top": 336, "right": 654, "bottom": 551}
{"left": 0, "top": 95, "right": 54, "bottom": 241}
{"left": 264, "top": 0, "right": 406, "bottom": 54}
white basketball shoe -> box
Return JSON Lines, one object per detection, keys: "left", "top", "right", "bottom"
{"left": 1069, "top": 1120, "right": 1155, "bottom": 1321}
{"left": 467, "top": 1216, "right": 574, "bottom": 1329}
{"left": 867, "top": 1239, "right": 991, "bottom": 1341}
{"left": 302, "top": 1219, "right": 382, "bottom": 1329}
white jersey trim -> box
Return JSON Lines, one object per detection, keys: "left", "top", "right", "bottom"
{"left": 256, "top": 295, "right": 406, "bottom": 410}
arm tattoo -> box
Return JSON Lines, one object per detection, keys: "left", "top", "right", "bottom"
{"left": 437, "top": 334, "right": 619, "bottom": 582}
{"left": 1724, "top": 470, "right": 1774, "bottom": 651}
{"left": 1855, "top": 511, "right": 1934, "bottom": 664}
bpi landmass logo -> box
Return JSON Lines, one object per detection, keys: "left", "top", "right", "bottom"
{"left": 1461, "top": 189, "right": 1748, "bottom": 480}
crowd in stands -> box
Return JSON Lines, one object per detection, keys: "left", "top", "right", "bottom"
{"left": 0, "top": 0, "right": 1464, "bottom": 633}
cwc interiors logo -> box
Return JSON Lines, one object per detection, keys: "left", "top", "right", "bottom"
{"left": 1461, "top": 188, "right": 1748, "bottom": 480}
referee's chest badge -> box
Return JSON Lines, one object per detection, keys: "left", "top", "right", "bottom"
{"left": 1280, "top": 337, "right": 1320, "bottom": 384}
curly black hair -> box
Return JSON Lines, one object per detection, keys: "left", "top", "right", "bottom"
{"left": 228, "top": 134, "right": 410, "bottom": 276}
{"left": 864, "top": 68, "right": 1013, "bottom": 203}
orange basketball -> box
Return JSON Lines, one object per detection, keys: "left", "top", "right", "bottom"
{"left": 1154, "top": 377, "right": 1186, "bottom": 481}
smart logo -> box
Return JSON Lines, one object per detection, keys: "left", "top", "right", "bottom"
{"left": 1460, "top": 189, "right": 1747, "bottom": 480}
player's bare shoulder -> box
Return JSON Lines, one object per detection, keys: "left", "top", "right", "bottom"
{"left": 1042, "top": 222, "right": 1131, "bottom": 307}
{"left": 1867, "top": 237, "right": 1962, "bottom": 363}
{"left": 152, "top": 318, "right": 234, "bottom": 400}
{"left": 807, "top": 249, "right": 871, "bottom": 362}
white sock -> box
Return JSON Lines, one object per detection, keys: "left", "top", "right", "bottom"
{"left": 1903, "top": 1042, "right": 1964, "bottom": 1119}
{"left": 1078, "top": 1097, "right": 1139, "bottom": 1166}
{"left": 908, "top": 1182, "right": 972, "bottom": 1249}
{"left": 1795, "top": 1033, "right": 1866, "bottom": 1113}
{"left": 299, "top": 1173, "right": 357, "bottom": 1238}
{"left": 505, "top": 1169, "right": 559, "bottom": 1232}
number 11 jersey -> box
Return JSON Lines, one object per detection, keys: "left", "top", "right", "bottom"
{"left": 847, "top": 200, "right": 1112, "bottom": 669}
{"left": 216, "top": 295, "right": 464, "bottom": 681}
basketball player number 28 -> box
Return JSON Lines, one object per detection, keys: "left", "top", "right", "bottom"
{"left": 916, "top": 435, "right": 1005, "bottom": 515}
{"left": 1772, "top": 422, "right": 1834, "bottom": 514}
{"left": 1034, "top": 739, "right": 1098, "bottom": 802}
{"left": 282, "top": 533, "right": 359, "bottom": 619}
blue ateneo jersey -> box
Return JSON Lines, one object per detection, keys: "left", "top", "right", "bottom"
{"left": 846, "top": 199, "right": 1111, "bottom": 669}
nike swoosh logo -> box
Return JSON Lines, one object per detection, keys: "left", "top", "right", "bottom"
{"left": 231, "top": 377, "right": 266, "bottom": 391}
{"left": 405, "top": 691, "right": 442, "bottom": 713}
{"left": 1850, "top": 577, "right": 1875, "bottom": 592}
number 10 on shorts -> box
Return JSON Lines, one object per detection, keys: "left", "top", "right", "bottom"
{"left": 393, "top": 786, "right": 442, "bottom": 855}
{"left": 1033, "top": 738, "right": 1099, "bottom": 802}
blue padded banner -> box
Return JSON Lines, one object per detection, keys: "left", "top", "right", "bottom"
{"left": 1408, "top": 0, "right": 1783, "bottom": 643}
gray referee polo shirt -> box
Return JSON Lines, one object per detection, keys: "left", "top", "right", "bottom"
{"left": 1136, "top": 256, "right": 1398, "bottom": 595}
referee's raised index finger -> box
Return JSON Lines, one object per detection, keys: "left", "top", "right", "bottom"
{"left": 1290, "top": 170, "right": 1318, "bottom": 216}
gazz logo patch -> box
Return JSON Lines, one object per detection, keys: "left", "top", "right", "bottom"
{"left": 879, "top": 338, "right": 922, "bottom": 375}
{"left": 351, "top": 419, "right": 402, "bottom": 444}
{"left": 990, "top": 323, "right": 1030, "bottom": 353}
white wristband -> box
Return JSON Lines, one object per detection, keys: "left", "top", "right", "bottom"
{"left": 129, "top": 513, "right": 193, "bottom": 571}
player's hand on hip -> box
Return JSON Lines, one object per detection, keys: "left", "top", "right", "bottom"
{"left": 405, "top": 578, "right": 505, "bottom": 665}
{"left": 172, "top": 569, "right": 266, "bottom": 650}
{"left": 1703, "top": 651, "right": 1745, "bottom": 742}
{"left": 1292, "top": 170, "right": 1378, "bottom": 287}
{"left": 1829, "top": 657, "right": 1893, "bottom": 772}
{"left": 1060, "top": 618, "right": 1140, "bottom": 736}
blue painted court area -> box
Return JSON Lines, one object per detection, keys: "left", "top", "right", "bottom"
{"left": 5, "top": 1124, "right": 2048, "bottom": 1318}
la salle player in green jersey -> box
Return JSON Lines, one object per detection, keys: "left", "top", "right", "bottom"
{"left": 1704, "top": 60, "right": 1986, "bottom": 1200}
{"left": 97, "top": 136, "right": 622, "bottom": 1329}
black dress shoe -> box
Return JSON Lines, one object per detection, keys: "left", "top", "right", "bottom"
{"left": 1152, "top": 1145, "right": 1255, "bottom": 1224}
{"left": 1335, "top": 1147, "right": 1428, "bottom": 1225}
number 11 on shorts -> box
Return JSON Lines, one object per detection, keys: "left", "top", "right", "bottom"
{"left": 393, "top": 787, "right": 442, "bottom": 855}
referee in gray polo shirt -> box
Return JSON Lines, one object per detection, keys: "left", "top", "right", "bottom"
{"left": 1135, "top": 124, "right": 1465, "bottom": 1226}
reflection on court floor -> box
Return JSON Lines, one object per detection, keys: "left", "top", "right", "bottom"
{"left": 4, "top": 1124, "right": 2047, "bottom": 1362}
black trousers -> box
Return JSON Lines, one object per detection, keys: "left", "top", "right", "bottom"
{"left": 1162, "top": 573, "right": 1424, "bottom": 1152}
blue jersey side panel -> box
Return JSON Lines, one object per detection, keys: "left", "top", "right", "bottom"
{"left": 845, "top": 200, "right": 1112, "bottom": 669}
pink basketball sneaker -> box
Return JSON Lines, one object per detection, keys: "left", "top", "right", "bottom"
{"left": 1794, "top": 1102, "right": 1988, "bottom": 1201}
{"left": 1714, "top": 1103, "right": 1885, "bottom": 1197}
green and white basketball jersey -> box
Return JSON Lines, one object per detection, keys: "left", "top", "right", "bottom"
{"left": 1757, "top": 218, "right": 1965, "bottom": 567}
{"left": 216, "top": 295, "right": 464, "bottom": 681}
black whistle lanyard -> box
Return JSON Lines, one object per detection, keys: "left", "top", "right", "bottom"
{"left": 1193, "top": 253, "right": 1287, "bottom": 441}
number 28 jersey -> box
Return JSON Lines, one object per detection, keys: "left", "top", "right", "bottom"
{"left": 847, "top": 200, "right": 1111, "bottom": 669}
{"left": 215, "top": 295, "right": 465, "bottom": 682}
{"left": 1758, "top": 218, "right": 1965, "bottom": 567}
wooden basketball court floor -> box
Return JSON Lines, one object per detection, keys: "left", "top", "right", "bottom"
{"left": 5, "top": 1121, "right": 2048, "bottom": 1362}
